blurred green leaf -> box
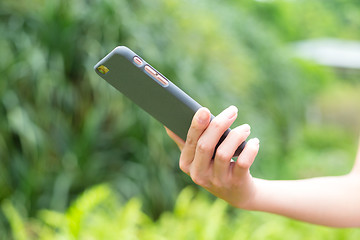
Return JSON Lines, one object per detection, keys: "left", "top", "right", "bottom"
{"left": 4, "top": 186, "right": 360, "bottom": 239}
{"left": 2, "top": 200, "right": 27, "bottom": 240}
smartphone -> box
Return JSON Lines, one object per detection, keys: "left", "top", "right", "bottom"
{"left": 94, "top": 46, "right": 245, "bottom": 157}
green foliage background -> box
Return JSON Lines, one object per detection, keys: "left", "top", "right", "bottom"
{"left": 0, "top": 0, "right": 359, "bottom": 238}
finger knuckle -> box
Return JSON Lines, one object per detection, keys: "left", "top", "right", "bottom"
{"left": 185, "top": 135, "right": 196, "bottom": 147}
{"left": 196, "top": 140, "right": 213, "bottom": 154}
{"left": 191, "top": 175, "right": 208, "bottom": 187}
{"left": 236, "top": 160, "right": 250, "bottom": 169}
{"left": 210, "top": 178, "right": 223, "bottom": 189}
{"left": 179, "top": 161, "right": 189, "bottom": 173}
{"left": 231, "top": 128, "right": 249, "bottom": 141}
{"left": 186, "top": 122, "right": 205, "bottom": 144}
{"left": 210, "top": 119, "right": 223, "bottom": 130}
{"left": 231, "top": 128, "right": 243, "bottom": 138}
{"left": 215, "top": 149, "right": 232, "bottom": 162}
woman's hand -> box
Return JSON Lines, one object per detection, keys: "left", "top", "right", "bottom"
{"left": 167, "top": 107, "right": 360, "bottom": 227}
{"left": 165, "top": 106, "right": 260, "bottom": 209}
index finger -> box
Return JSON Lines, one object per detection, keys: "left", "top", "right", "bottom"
{"left": 180, "top": 107, "right": 211, "bottom": 172}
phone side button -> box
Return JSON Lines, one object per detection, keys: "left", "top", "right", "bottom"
{"left": 156, "top": 75, "right": 169, "bottom": 87}
{"left": 133, "top": 56, "right": 143, "bottom": 66}
{"left": 145, "top": 65, "right": 157, "bottom": 77}
{"left": 145, "top": 65, "right": 169, "bottom": 87}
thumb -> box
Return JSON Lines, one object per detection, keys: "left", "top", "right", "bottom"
{"left": 165, "top": 127, "right": 185, "bottom": 150}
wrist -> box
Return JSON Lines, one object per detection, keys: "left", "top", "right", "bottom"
{"left": 230, "top": 176, "right": 259, "bottom": 210}
{"left": 239, "top": 177, "right": 263, "bottom": 211}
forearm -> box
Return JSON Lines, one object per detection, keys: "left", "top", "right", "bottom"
{"left": 247, "top": 175, "right": 360, "bottom": 228}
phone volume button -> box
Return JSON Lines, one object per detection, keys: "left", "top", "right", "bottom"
{"left": 145, "top": 65, "right": 169, "bottom": 87}
{"left": 156, "top": 75, "right": 169, "bottom": 86}
{"left": 145, "top": 65, "right": 158, "bottom": 77}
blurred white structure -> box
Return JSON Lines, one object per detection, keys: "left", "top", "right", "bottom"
{"left": 294, "top": 38, "right": 360, "bottom": 132}
{"left": 293, "top": 38, "right": 360, "bottom": 70}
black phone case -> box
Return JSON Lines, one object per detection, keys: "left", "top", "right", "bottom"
{"left": 94, "top": 46, "right": 245, "bottom": 157}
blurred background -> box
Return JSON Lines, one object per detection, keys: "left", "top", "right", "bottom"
{"left": 1, "top": 0, "right": 360, "bottom": 238}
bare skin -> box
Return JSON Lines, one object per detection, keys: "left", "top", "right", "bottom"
{"left": 166, "top": 106, "right": 360, "bottom": 228}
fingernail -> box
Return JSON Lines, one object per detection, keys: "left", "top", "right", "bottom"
{"left": 197, "top": 108, "right": 209, "bottom": 124}
{"left": 250, "top": 138, "right": 260, "bottom": 145}
{"left": 224, "top": 105, "right": 238, "bottom": 119}
{"left": 242, "top": 124, "right": 251, "bottom": 132}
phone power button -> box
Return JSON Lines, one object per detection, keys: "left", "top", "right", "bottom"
{"left": 133, "top": 56, "right": 143, "bottom": 66}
